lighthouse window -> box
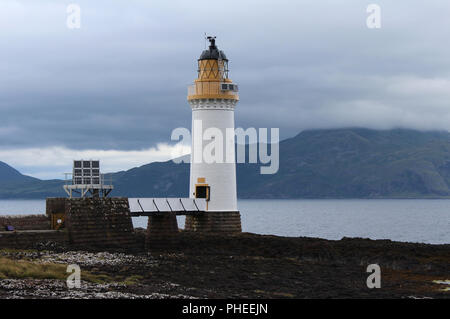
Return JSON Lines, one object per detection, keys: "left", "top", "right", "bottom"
{"left": 220, "top": 83, "right": 238, "bottom": 92}
{"left": 195, "top": 185, "right": 210, "bottom": 201}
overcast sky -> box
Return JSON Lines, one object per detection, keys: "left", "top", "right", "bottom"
{"left": 1, "top": 0, "right": 450, "bottom": 178}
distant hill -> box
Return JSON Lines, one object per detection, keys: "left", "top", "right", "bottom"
{"left": 0, "top": 162, "right": 64, "bottom": 199}
{"left": 1, "top": 128, "right": 450, "bottom": 199}
{"left": 237, "top": 128, "right": 450, "bottom": 198}
{"left": 104, "top": 161, "right": 190, "bottom": 198}
{"left": 0, "top": 161, "right": 38, "bottom": 184}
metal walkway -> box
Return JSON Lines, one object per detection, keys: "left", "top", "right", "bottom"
{"left": 128, "top": 198, "right": 206, "bottom": 216}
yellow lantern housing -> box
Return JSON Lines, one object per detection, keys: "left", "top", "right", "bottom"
{"left": 187, "top": 37, "right": 239, "bottom": 101}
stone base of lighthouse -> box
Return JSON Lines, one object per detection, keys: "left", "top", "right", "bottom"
{"left": 146, "top": 212, "right": 179, "bottom": 249}
{"left": 185, "top": 211, "right": 242, "bottom": 234}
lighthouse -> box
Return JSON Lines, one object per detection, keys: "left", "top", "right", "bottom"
{"left": 185, "top": 36, "right": 242, "bottom": 233}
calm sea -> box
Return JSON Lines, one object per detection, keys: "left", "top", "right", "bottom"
{"left": 0, "top": 199, "right": 448, "bottom": 244}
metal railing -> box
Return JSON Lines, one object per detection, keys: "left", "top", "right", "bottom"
{"left": 187, "top": 82, "right": 239, "bottom": 97}
{"left": 64, "top": 173, "right": 113, "bottom": 186}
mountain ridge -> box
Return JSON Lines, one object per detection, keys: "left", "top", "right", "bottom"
{"left": 0, "top": 161, "right": 39, "bottom": 184}
{"left": 1, "top": 128, "right": 450, "bottom": 199}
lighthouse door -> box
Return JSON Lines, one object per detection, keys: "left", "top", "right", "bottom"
{"left": 195, "top": 185, "right": 210, "bottom": 201}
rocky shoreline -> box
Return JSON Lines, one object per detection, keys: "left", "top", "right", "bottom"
{"left": 0, "top": 232, "right": 449, "bottom": 299}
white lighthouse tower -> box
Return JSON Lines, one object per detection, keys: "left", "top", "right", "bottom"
{"left": 185, "top": 37, "right": 241, "bottom": 233}
{"left": 187, "top": 36, "right": 239, "bottom": 212}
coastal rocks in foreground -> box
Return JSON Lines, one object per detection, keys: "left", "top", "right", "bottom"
{"left": 0, "top": 279, "right": 194, "bottom": 299}
{"left": 0, "top": 233, "right": 449, "bottom": 299}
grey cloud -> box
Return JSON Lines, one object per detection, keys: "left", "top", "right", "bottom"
{"left": 1, "top": 0, "right": 450, "bottom": 152}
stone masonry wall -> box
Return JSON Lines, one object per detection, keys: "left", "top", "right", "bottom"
{"left": 0, "top": 230, "right": 68, "bottom": 249}
{"left": 65, "top": 197, "right": 137, "bottom": 250}
{"left": 185, "top": 211, "right": 242, "bottom": 234}
{"left": 0, "top": 215, "right": 50, "bottom": 231}
{"left": 146, "top": 212, "right": 178, "bottom": 249}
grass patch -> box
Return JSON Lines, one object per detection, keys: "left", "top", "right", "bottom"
{"left": 0, "top": 248, "right": 38, "bottom": 254}
{"left": 272, "top": 291, "right": 295, "bottom": 298}
{"left": 0, "top": 257, "right": 112, "bottom": 283}
{"left": 121, "top": 275, "right": 144, "bottom": 286}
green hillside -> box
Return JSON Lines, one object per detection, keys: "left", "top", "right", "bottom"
{"left": 237, "top": 128, "right": 450, "bottom": 198}
{"left": 1, "top": 128, "right": 450, "bottom": 199}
